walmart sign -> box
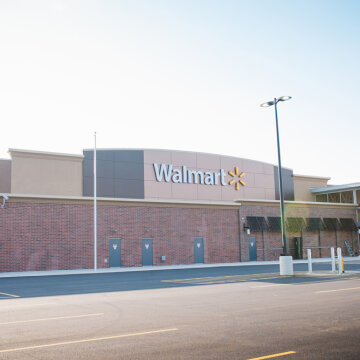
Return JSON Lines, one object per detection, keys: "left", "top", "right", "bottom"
{"left": 153, "top": 163, "right": 227, "bottom": 186}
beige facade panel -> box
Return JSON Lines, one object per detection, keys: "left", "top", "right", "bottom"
{"left": 10, "top": 149, "right": 83, "bottom": 196}
{"left": 198, "top": 183, "right": 222, "bottom": 201}
{"left": 0, "top": 159, "right": 11, "bottom": 193}
{"left": 293, "top": 174, "right": 330, "bottom": 202}
{"left": 144, "top": 149, "right": 277, "bottom": 202}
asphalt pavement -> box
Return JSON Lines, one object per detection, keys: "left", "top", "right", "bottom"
{"left": 1, "top": 263, "right": 360, "bottom": 359}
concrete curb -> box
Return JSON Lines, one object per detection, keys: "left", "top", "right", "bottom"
{"left": 1, "top": 256, "right": 359, "bottom": 279}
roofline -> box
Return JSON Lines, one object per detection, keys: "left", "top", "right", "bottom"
{"left": 2, "top": 193, "right": 357, "bottom": 209}
{"left": 293, "top": 174, "right": 331, "bottom": 181}
{"left": 9, "top": 148, "right": 84, "bottom": 159}
{"left": 311, "top": 183, "right": 360, "bottom": 194}
{"left": 234, "top": 198, "right": 357, "bottom": 208}
{"left": 3, "top": 193, "right": 239, "bottom": 208}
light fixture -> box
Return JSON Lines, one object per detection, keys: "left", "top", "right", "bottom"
{"left": 278, "top": 96, "right": 292, "bottom": 102}
{"left": 260, "top": 101, "right": 275, "bottom": 107}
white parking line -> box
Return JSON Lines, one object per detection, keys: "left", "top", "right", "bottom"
{"left": 0, "top": 313, "right": 104, "bottom": 325}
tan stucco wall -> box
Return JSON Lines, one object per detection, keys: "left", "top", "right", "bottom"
{"left": 0, "top": 159, "right": 11, "bottom": 193}
{"left": 144, "top": 149, "right": 276, "bottom": 202}
{"left": 10, "top": 149, "right": 83, "bottom": 196}
{"left": 293, "top": 175, "right": 330, "bottom": 202}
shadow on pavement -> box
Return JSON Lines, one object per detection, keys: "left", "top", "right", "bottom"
{"left": 0, "top": 263, "right": 359, "bottom": 299}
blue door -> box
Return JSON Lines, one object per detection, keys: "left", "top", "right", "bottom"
{"left": 194, "top": 238, "right": 204, "bottom": 263}
{"left": 109, "top": 238, "right": 121, "bottom": 267}
{"left": 142, "top": 238, "right": 153, "bottom": 266}
{"left": 249, "top": 237, "right": 257, "bottom": 261}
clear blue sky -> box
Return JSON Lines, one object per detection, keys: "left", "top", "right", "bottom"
{"left": 0, "top": 0, "right": 359, "bottom": 184}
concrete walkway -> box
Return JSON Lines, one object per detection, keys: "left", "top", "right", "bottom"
{"left": 1, "top": 256, "right": 359, "bottom": 278}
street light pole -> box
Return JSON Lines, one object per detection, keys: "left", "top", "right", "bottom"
{"left": 94, "top": 132, "right": 97, "bottom": 271}
{"left": 274, "top": 99, "right": 288, "bottom": 256}
{"left": 260, "top": 96, "right": 292, "bottom": 258}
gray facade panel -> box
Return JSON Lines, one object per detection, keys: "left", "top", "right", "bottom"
{"left": 274, "top": 166, "right": 294, "bottom": 201}
{"left": 0, "top": 159, "right": 11, "bottom": 193}
{"left": 114, "top": 150, "right": 143, "bottom": 163}
{"left": 97, "top": 160, "right": 114, "bottom": 179}
{"left": 83, "top": 150, "right": 115, "bottom": 161}
{"left": 114, "top": 179, "right": 144, "bottom": 199}
{"left": 83, "top": 150, "right": 144, "bottom": 198}
{"left": 83, "top": 159, "right": 93, "bottom": 177}
{"left": 83, "top": 176, "right": 93, "bottom": 196}
{"left": 97, "top": 178, "right": 115, "bottom": 197}
{"left": 114, "top": 162, "right": 144, "bottom": 180}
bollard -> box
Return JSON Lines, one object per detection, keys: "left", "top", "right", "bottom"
{"left": 337, "top": 247, "right": 343, "bottom": 275}
{"left": 307, "top": 249, "right": 312, "bottom": 273}
{"left": 331, "top": 247, "right": 336, "bottom": 272}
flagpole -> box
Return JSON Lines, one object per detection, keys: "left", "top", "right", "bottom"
{"left": 94, "top": 132, "right": 97, "bottom": 271}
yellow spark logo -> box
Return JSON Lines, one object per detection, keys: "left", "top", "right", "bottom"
{"left": 228, "top": 167, "right": 246, "bottom": 190}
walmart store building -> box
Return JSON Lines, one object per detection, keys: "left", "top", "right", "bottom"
{"left": 0, "top": 148, "right": 358, "bottom": 272}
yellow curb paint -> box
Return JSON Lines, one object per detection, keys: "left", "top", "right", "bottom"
{"left": 0, "top": 328, "right": 179, "bottom": 353}
{"left": 0, "top": 313, "right": 104, "bottom": 325}
{"left": 247, "top": 350, "right": 296, "bottom": 360}
{"left": 316, "top": 286, "right": 360, "bottom": 294}
{"left": 0, "top": 292, "right": 19, "bottom": 298}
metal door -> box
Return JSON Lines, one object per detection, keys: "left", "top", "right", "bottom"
{"left": 109, "top": 238, "right": 121, "bottom": 267}
{"left": 249, "top": 237, "right": 257, "bottom": 261}
{"left": 194, "top": 238, "right": 204, "bottom": 263}
{"left": 142, "top": 238, "right": 153, "bottom": 266}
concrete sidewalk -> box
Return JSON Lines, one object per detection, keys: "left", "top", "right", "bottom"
{"left": 1, "top": 256, "right": 359, "bottom": 278}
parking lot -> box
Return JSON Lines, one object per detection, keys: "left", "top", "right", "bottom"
{"left": 1, "top": 263, "right": 360, "bottom": 359}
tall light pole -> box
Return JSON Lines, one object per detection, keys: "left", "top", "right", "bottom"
{"left": 94, "top": 132, "right": 97, "bottom": 271}
{"left": 260, "top": 96, "right": 292, "bottom": 257}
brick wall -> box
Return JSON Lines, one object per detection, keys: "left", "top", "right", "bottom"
{"left": 0, "top": 199, "right": 357, "bottom": 272}
{"left": 239, "top": 202, "right": 358, "bottom": 261}
{"left": 0, "top": 201, "right": 240, "bottom": 272}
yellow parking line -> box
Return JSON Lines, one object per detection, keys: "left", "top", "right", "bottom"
{"left": 0, "top": 292, "right": 19, "bottom": 298}
{"left": 247, "top": 350, "right": 296, "bottom": 359}
{"left": 316, "top": 286, "right": 360, "bottom": 294}
{"left": 0, "top": 313, "right": 104, "bottom": 325}
{"left": 0, "top": 328, "right": 179, "bottom": 353}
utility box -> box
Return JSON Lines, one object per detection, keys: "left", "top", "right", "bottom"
{"left": 294, "top": 236, "right": 303, "bottom": 259}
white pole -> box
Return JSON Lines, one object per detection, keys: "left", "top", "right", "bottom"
{"left": 94, "top": 132, "right": 97, "bottom": 271}
{"left": 337, "top": 247, "right": 342, "bottom": 275}
{"left": 307, "top": 249, "right": 312, "bottom": 273}
{"left": 331, "top": 247, "right": 336, "bottom": 272}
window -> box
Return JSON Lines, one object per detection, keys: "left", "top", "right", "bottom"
{"left": 286, "top": 217, "right": 306, "bottom": 232}
{"left": 328, "top": 193, "right": 340, "bottom": 203}
{"left": 315, "top": 194, "right": 327, "bottom": 202}
{"left": 340, "top": 218, "right": 357, "bottom": 231}
{"left": 340, "top": 191, "right": 353, "bottom": 204}
{"left": 246, "top": 216, "right": 269, "bottom": 231}
{"left": 323, "top": 218, "right": 341, "bottom": 231}
{"left": 306, "top": 218, "right": 325, "bottom": 231}
{"left": 268, "top": 217, "right": 282, "bottom": 232}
